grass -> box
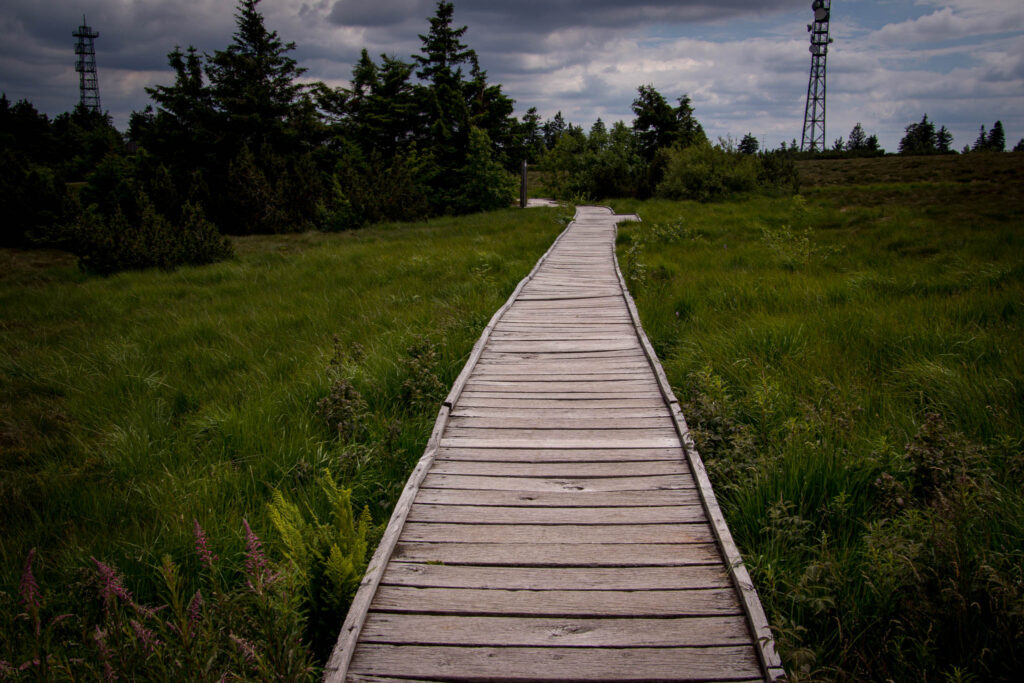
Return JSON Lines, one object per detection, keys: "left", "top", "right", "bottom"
{"left": 0, "top": 206, "right": 569, "bottom": 675}
{"left": 610, "top": 161, "right": 1024, "bottom": 680}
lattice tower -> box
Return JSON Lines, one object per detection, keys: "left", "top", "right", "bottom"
{"left": 801, "top": 0, "right": 833, "bottom": 152}
{"left": 73, "top": 16, "right": 101, "bottom": 112}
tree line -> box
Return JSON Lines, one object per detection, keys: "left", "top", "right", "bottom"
{"left": 3, "top": 0, "right": 1021, "bottom": 272}
{"left": 1, "top": 0, "right": 527, "bottom": 271}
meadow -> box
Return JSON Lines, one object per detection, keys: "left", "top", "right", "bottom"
{"left": 611, "top": 154, "right": 1024, "bottom": 680}
{"left": 2, "top": 152, "right": 1022, "bottom": 680}
{"left": 0, "top": 207, "right": 567, "bottom": 676}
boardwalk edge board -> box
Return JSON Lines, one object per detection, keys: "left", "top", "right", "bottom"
{"left": 610, "top": 213, "right": 787, "bottom": 683}
{"left": 323, "top": 210, "right": 578, "bottom": 682}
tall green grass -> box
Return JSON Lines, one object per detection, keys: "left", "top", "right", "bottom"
{"left": 0, "top": 207, "right": 568, "bottom": 673}
{"left": 613, "top": 180, "right": 1023, "bottom": 681}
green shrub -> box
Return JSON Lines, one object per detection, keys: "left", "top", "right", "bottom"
{"left": 70, "top": 193, "right": 233, "bottom": 274}
{"left": 656, "top": 142, "right": 761, "bottom": 201}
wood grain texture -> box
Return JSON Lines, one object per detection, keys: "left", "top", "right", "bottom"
{"left": 348, "top": 644, "right": 761, "bottom": 681}
{"left": 405, "top": 504, "right": 706, "bottom": 524}
{"left": 390, "top": 541, "right": 721, "bottom": 566}
{"left": 328, "top": 206, "right": 782, "bottom": 683}
{"left": 360, "top": 613, "right": 753, "bottom": 647}
{"left": 370, "top": 585, "right": 742, "bottom": 616}
{"left": 379, "top": 562, "right": 731, "bottom": 590}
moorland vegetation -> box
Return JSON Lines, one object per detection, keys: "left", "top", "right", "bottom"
{"left": 2, "top": 0, "right": 1023, "bottom": 679}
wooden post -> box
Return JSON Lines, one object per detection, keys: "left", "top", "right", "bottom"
{"left": 520, "top": 159, "right": 528, "bottom": 208}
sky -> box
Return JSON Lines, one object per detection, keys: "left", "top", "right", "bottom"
{"left": 1, "top": 0, "right": 1022, "bottom": 152}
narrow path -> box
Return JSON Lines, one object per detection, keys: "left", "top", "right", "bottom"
{"left": 325, "top": 206, "right": 785, "bottom": 682}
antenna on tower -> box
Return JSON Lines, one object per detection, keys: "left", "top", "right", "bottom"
{"left": 801, "top": 1, "right": 833, "bottom": 152}
{"left": 73, "top": 15, "right": 101, "bottom": 113}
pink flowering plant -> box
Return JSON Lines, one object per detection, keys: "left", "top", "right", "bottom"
{"left": 1, "top": 521, "right": 314, "bottom": 681}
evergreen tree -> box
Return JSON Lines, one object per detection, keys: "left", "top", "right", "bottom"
{"left": 936, "top": 126, "right": 953, "bottom": 153}
{"left": 1013, "top": 138, "right": 1024, "bottom": 153}
{"left": 632, "top": 85, "right": 677, "bottom": 159}
{"left": 899, "top": 114, "right": 938, "bottom": 155}
{"left": 144, "top": 46, "right": 217, "bottom": 182}
{"left": 205, "top": 0, "right": 306, "bottom": 151}
{"left": 866, "top": 135, "right": 880, "bottom": 152}
{"left": 674, "top": 95, "right": 705, "bottom": 149}
{"left": 589, "top": 118, "right": 609, "bottom": 152}
{"left": 987, "top": 120, "right": 1005, "bottom": 152}
{"left": 543, "top": 112, "right": 567, "bottom": 149}
{"left": 632, "top": 86, "right": 705, "bottom": 160}
{"left": 738, "top": 133, "right": 759, "bottom": 155}
{"left": 516, "top": 107, "right": 544, "bottom": 163}
{"left": 847, "top": 122, "right": 867, "bottom": 151}
{"left": 973, "top": 124, "right": 988, "bottom": 152}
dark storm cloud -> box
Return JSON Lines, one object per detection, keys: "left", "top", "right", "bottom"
{"left": 327, "top": 0, "right": 803, "bottom": 32}
{"left": 1, "top": 0, "right": 1020, "bottom": 151}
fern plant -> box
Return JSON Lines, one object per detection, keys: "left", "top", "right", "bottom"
{"left": 266, "top": 470, "right": 377, "bottom": 662}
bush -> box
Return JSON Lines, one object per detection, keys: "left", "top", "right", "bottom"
{"left": 70, "top": 193, "right": 233, "bottom": 274}
{"left": 656, "top": 142, "right": 760, "bottom": 201}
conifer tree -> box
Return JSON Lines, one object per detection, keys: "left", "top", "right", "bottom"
{"left": 987, "top": 121, "right": 1005, "bottom": 152}
{"left": 206, "top": 0, "right": 306, "bottom": 150}
{"left": 739, "top": 133, "right": 759, "bottom": 154}
{"left": 973, "top": 124, "right": 988, "bottom": 152}
{"left": 847, "top": 122, "right": 867, "bottom": 151}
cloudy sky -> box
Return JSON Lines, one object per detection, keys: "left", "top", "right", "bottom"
{"left": 2, "top": 0, "right": 1022, "bottom": 152}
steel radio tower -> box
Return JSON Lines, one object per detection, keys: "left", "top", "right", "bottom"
{"left": 801, "top": 1, "right": 833, "bottom": 152}
{"left": 73, "top": 16, "right": 101, "bottom": 113}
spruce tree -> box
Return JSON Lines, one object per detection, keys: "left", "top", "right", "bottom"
{"left": 987, "top": 121, "right": 1005, "bottom": 152}
{"left": 972, "top": 124, "right": 988, "bottom": 152}
{"left": 738, "top": 133, "right": 759, "bottom": 155}
{"left": 936, "top": 125, "right": 953, "bottom": 153}
{"left": 847, "top": 122, "right": 867, "bottom": 151}
{"left": 206, "top": 0, "right": 306, "bottom": 150}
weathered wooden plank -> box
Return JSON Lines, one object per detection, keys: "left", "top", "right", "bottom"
{"left": 348, "top": 644, "right": 760, "bottom": 681}
{"left": 463, "top": 372, "right": 655, "bottom": 382}
{"left": 380, "top": 562, "right": 730, "bottom": 590}
{"left": 400, "top": 522, "right": 714, "bottom": 544}
{"left": 406, "top": 504, "right": 706, "bottom": 525}
{"left": 453, "top": 397, "right": 669, "bottom": 408}
{"left": 446, "top": 415, "right": 673, "bottom": 429}
{"left": 463, "top": 380, "right": 655, "bottom": 392}
{"left": 442, "top": 427, "right": 679, "bottom": 442}
{"left": 448, "top": 408, "right": 672, "bottom": 420}
{"left": 360, "top": 613, "right": 752, "bottom": 648}
{"left": 390, "top": 542, "right": 720, "bottom": 566}
{"left": 429, "top": 461, "right": 687, "bottom": 478}
{"left": 434, "top": 446, "right": 680, "bottom": 461}
{"left": 438, "top": 436, "right": 681, "bottom": 450}
{"left": 421, "top": 473, "right": 692, "bottom": 492}
{"left": 456, "top": 393, "right": 665, "bottom": 402}
{"left": 371, "top": 585, "right": 740, "bottom": 616}
{"left": 414, "top": 488, "right": 697, "bottom": 507}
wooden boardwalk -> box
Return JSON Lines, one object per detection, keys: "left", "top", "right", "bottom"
{"left": 325, "top": 206, "right": 785, "bottom": 682}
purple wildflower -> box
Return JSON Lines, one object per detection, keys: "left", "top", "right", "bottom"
{"left": 0, "top": 660, "right": 14, "bottom": 675}
{"left": 229, "top": 634, "right": 258, "bottom": 665}
{"left": 18, "top": 660, "right": 40, "bottom": 671}
{"left": 193, "top": 519, "right": 218, "bottom": 570}
{"left": 187, "top": 590, "right": 204, "bottom": 636}
{"left": 91, "top": 557, "right": 132, "bottom": 612}
{"left": 94, "top": 627, "right": 117, "bottom": 682}
{"left": 130, "top": 619, "right": 161, "bottom": 654}
{"left": 242, "top": 519, "right": 271, "bottom": 582}
{"left": 19, "top": 548, "right": 41, "bottom": 612}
